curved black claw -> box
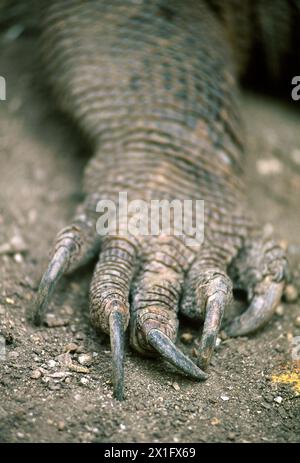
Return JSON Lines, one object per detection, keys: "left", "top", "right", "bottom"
{"left": 227, "top": 280, "right": 284, "bottom": 337}
{"left": 147, "top": 329, "right": 207, "bottom": 381}
{"left": 34, "top": 246, "right": 70, "bottom": 326}
{"left": 109, "top": 310, "right": 125, "bottom": 401}
{"left": 198, "top": 292, "right": 226, "bottom": 370}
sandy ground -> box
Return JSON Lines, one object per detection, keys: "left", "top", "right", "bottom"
{"left": 0, "top": 34, "right": 300, "bottom": 443}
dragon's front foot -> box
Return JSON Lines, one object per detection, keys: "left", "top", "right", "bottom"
{"left": 33, "top": 0, "right": 290, "bottom": 401}
{"left": 34, "top": 198, "right": 288, "bottom": 400}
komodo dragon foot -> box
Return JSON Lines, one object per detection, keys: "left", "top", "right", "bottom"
{"left": 32, "top": 0, "right": 289, "bottom": 399}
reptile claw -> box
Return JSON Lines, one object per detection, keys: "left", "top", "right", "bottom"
{"left": 198, "top": 287, "right": 231, "bottom": 370}
{"left": 34, "top": 246, "right": 70, "bottom": 325}
{"left": 147, "top": 329, "right": 207, "bottom": 381}
{"left": 109, "top": 310, "right": 125, "bottom": 401}
{"left": 227, "top": 280, "right": 284, "bottom": 337}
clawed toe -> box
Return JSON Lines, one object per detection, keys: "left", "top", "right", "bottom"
{"left": 109, "top": 310, "right": 126, "bottom": 401}
{"left": 226, "top": 279, "right": 284, "bottom": 337}
{"left": 34, "top": 223, "right": 288, "bottom": 400}
{"left": 148, "top": 329, "right": 207, "bottom": 380}
{"left": 34, "top": 246, "right": 70, "bottom": 326}
{"left": 227, "top": 238, "right": 288, "bottom": 337}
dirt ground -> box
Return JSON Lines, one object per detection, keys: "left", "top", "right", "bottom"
{"left": 0, "top": 33, "right": 300, "bottom": 444}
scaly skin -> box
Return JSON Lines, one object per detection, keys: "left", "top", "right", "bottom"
{"left": 19, "top": 0, "right": 291, "bottom": 399}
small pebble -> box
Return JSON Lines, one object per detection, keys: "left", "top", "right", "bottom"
{"left": 172, "top": 382, "right": 180, "bottom": 391}
{"left": 0, "top": 235, "right": 27, "bottom": 255}
{"left": 180, "top": 333, "right": 194, "bottom": 344}
{"left": 30, "top": 369, "right": 42, "bottom": 380}
{"left": 64, "top": 343, "right": 78, "bottom": 353}
{"left": 49, "top": 371, "right": 70, "bottom": 380}
{"left": 261, "top": 402, "right": 271, "bottom": 410}
{"left": 209, "top": 398, "right": 218, "bottom": 404}
{"left": 264, "top": 393, "right": 274, "bottom": 403}
{"left": 220, "top": 394, "right": 230, "bottom": 401}
{"left": 228, "top": 432, "right": 236, "bottom": 441}
{"left": 294, "top": 316, "right": 300, "bottom": 328}
{"left": 219, "top": 330, "right": 228, "bottom": 341}
{"left": 211, "top": 417, "right": 221, "bottom": 426}
{"left": 278, "top": 239, "right": 288, "bottom": 251}
{"left": 263, "top": 223, "right": 274, "bottom": 238}
{"left": 57, "top": 421, "right": 65, "bottom": 431}
{"left": 45, "top": 314, "right": 68, "bottom": 328}
{"left": 80, "top": 377, "right": 89, "bottom": 386}
{"left": 81, "top": 432, "right": 93, "bottom": 443}
{"left": 57, "top": 352, "right": 72, "bottom": 367}
{"left": 14, "top": 253, "right": 23, "bottom": 263}
{"left": 63, "top": 305, "right": 74, "bottom": 316}
{"left": 78, "top": 353, "right": 93, "bottom": 366}
{"left": 48, "top": 359, "right": 57, "bottom": 368}
{"left": 274, "top": 396, "right": 283, "bottom": 404}
{"left": 256, "top": 158, "right": 282, "bottom": 175}
{"left": 215, "top": 337, "right": 222, "bottom": 348}
{"left": 68, "top": 363, "right": 89, "bottom": 374}
{"left": 284, "top": 284, "right": 298, "bottom": 303}
{"left": 275, "top": 305, "right": 284, "bottom": 317}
